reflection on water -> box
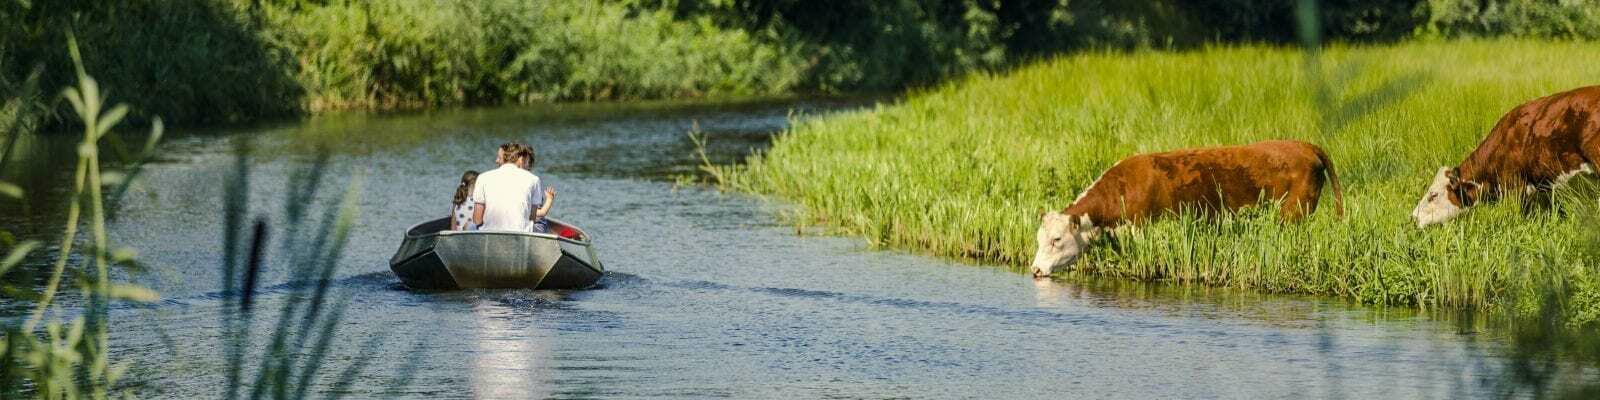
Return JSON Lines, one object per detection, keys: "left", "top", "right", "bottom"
{"left": 0, "top": 98, "right": 1526, "bottom": 398}
{"left": 470, "top": 299, "right": 552, "bottom": 399}
{"left": 1032, "top": 278, "right": 1085, "bottom": 309}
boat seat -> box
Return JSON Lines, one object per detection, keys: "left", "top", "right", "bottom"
{"left": 554, "top": 225, "right": 582, "bottom": 240}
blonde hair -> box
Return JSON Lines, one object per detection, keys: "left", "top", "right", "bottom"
{"left": 497, "top": 142, "right": 518, "bottom": 164}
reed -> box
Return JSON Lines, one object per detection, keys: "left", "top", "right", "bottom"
{"left": 721, "top": 39, "right": 1600, "bottom": 314}
{"left": 0, "top": 35, "right": 162, "bottom": 398}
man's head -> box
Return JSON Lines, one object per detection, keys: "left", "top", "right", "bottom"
{"left": 1030, "top": 212, "right": 1095, "bottom": 279}
{"left": 513, "top": 144, "right": 535, "bottom": 170}
{"left": 497, "top": 142, "right": 519, "bottom": 165}
{"left": 1412, "top": 166, "right": 1480, "bottom": 228}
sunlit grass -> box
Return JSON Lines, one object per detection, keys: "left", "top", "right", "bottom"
{"left": 722, "top": 39, "right": 1600, "bottom": 312}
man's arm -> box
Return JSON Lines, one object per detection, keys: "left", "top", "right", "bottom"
{"left": 471, "top": 176, "right": 488, "bottom": 226}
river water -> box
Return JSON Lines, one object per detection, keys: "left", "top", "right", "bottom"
{"left": 2, "top": 98, "right": 1512, "bottom": 398}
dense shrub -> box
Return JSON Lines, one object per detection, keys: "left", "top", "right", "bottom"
{"left": 1422, "top": 0, "right": 1600, "bottom": 39}
{"left": 2, "top": 0, "right": 806, "bottom": 125}
{"left": 641, "top": 0, "right": 1183, "bottom": 90}
{"left": 264, "top": 0, "right": 805, "bottom": 112}
{"left": 0, "top": 0, "right": 302, "bottom": 125}
{"left": 3, "top": 0, "right": 1597, "bottom": 127}
{"left": 647, "top": 0, "right": 1599, "bottom": 90}
{"left": 1169, "top": 0, "right": 1426, "bottom": 41}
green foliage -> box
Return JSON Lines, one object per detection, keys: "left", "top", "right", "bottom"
{"left": 1171, "top": 0, "right": 1425, "bottom": 42}
{"left": 1423, "top": 0, "right": 1600, "bottom": 39}
{"left": 643, "top": 0, "right": 1181, "bottom": 91}
{"left": 263, "top": 0, "right": 804, "bottom": 111}
{"left": 721, "top": 40, "right": 1600, "bottom": 312}
{"left": 637, "top": 0, "right": 1459, "bottom": 91}
{"left": 3, "top": 0, "right": 1597, "bottom": 127}
{"left": 1, "top": 0, "right": 805, "bottom": 126}
{"left": 2, "top": 37, "right": 392, "bottom": 399}
{"left": 1482, "top": 194, "right": 1600, "bottom": 397}
{"left": 0, "top": 0, "right": 303, "bottom": 126}
{"left": 1, "top": 35, "right": 162, "bottom": 399}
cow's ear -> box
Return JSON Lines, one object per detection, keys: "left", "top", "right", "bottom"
{"left": 1454, "top": 180, "right": 1481, "bottom": 207}
{"left": 1075, "top": 215, "right": 1094, "bottom": 229}
{"left": 1445, "top": 167, "right": 1461, "bottom": 183}
{"left": 1074, "top": 215, "right": 1098, "bottom": 242}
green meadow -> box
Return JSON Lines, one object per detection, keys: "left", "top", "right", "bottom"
{"left": 721, "top": 40, "right": 1600, "bottom": 315}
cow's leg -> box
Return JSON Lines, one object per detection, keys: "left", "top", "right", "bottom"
{"left": 1582, "top": 122, "right": 1600, "bottom": 168}
{"left": 1278, "top": 182, "right": 1319, "bottom": 222}
{"left": 1522, "top": 184, "right": 1555, "bottom": 215}
{"left": 1578, "top": 139, "right": 1600, "bottom": 199}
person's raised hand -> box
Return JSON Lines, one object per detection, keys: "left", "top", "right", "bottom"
{"left": 545, "top": 186, "right": 556, "bottom": 199}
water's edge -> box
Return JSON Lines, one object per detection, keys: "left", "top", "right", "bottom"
{"left": 4, "top": 99, "right": 1512, "bottom": 399}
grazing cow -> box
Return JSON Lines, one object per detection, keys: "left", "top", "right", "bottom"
{"left": 1411, "top": 86, "right": 1600, "bottom": 228}
{"left": 1030, "top": 140, "right": 1344, "bottom": 278}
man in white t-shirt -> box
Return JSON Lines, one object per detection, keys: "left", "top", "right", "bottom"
{"left": 471, "top": 144, "right": 555, "bottom": 232}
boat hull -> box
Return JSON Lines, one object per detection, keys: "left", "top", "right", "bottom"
{"left": 389, "top": 217, "right": 603, "bottom": 290}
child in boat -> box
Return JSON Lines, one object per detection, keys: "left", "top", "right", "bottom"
{"left": 513, "top": 144, "right": 556, "bottom": 233}
{"left": 449, "top": 170, "right": 480, "bottom": 231}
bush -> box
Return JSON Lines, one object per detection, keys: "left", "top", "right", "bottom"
{"left": 2, "top": 0, "right": 808, "bottom": 125}
{"left": 1422, "top": 0, "right": 1600, "bottom": 39}
{"left": 4, "top": 0, "right": 1597, "bottom": 127}
{"left": 241, "top": 0, "right": 809, "bottom": 111}
{"left": 0, "top": 0, "right": 302, "bottom": 126}
{"left": 1171, "top": 0, "right": 1426, "bottom": 42}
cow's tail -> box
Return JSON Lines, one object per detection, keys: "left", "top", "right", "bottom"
{"left": 1316, "top": 146, "right": 1346, "bottom": 218}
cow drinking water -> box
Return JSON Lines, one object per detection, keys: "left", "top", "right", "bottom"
{"left": 1030, "top": 140, "right": 1345, "bottom": 278}
{"left": 1411, "top": 86, "right": 1600, "bottom": 228}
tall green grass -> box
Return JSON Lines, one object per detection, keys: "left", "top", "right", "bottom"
{"left": 721, "top": 40, "right": 1600, "bottom": 313}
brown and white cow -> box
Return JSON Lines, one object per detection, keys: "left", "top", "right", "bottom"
{"left": 1411, "top": 86, "right": 1600, "bottom": 228}
{"left": 1030, "top": 140, "right": 1344, "bottom": 278}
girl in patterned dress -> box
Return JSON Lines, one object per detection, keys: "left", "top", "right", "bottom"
{"left": 449, "top": 170, "right": 480, "bottom": 231}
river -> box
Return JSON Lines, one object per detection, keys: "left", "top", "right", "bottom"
{"left": 1, "top": 98, "right": 1511, "bottom": 398}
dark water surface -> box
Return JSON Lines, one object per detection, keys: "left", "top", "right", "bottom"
{"left": 3, "top": 98, "right": 1508, "bottom": 398}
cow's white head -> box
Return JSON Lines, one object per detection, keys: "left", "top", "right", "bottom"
{"left": 1412, "top": 166, "right": 1480, "bottom": 228}
{"left": 1031, "top": 212, "right": 1097, "bottom": 278}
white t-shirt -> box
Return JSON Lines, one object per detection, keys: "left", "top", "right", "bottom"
{"left": 470, "top": 163, "right": 543, "bottom": 232}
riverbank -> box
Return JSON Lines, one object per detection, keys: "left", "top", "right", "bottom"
{"left": 3, "top": 97, "right": 1534, "bottom": 398}
{"left": 720, "top": 40, "right": 1600, "bottom": 316}
{"left": 6, "top": 1, "right": 1597, "bottom": 128}
{"left": 1, "top": 0, "right": 806, "bottom": 127}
